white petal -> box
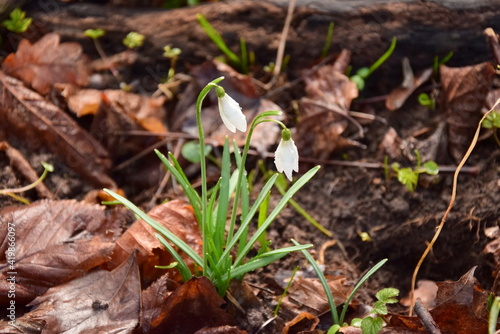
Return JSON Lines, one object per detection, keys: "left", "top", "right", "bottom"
{"left": 274, "top": 138, "right": 299, "bottom": 181}
{"left": 218, "top": 94, "right": 247, "bottom": 133}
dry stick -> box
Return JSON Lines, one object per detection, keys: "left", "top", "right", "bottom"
{"left": 414, "top": 298, "right": 442, "bottom": 334}
{"left": 409, "top": 98, "right": 500, "bottom": 315}
{"left": 264, "top": 0, "right": 296, "bottom": 90}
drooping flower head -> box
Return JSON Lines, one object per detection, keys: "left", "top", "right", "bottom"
{"left": 216, "top": 86, "right": 247, "bottom": 133}
{"left": 274, "top": 128, "right": 299, "bottom": 181}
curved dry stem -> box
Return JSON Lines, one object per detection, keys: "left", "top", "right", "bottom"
{"left": 409, "top": 98, "right": 500, "bottom": 315}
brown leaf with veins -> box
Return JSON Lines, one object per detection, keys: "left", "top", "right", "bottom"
{"left": 108, "top": 199, "right": 202, "bottom": 284}
{"left": 152, "top": 277, "right": 234, "bottom": 334}
{"left": 0, "top": 71, "right": 115, "bottom": 187}
{"left": 22, "top": 254, "right": 140, "bottom": 334}
{"left": 389, "top": 267, "right": 489, "bottom": 333}
{"left": 298, "top": 59, "right": 362, "bottom": 159}
{"left": 0, "top": 200, "right": 127, "bottom": 303}
{"left": 2, "top": 33, "right": 90, "bottom": 95}
{"left": 440, "top": 62, "right": 495, "bottom": 162}
{"left": 140, "top": 273, "right": 179, "bottom": 332}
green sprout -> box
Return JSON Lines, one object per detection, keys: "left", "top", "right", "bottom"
{"left": 350, "top": 37, "right": 397, "bottom": 91}
{"left": 123, "top": 32, "right": 145, "bottom": 49}
{"left": 320, "top": 21, "right": 335, "bottom": 58}
{"left": 0, "top": 162, "right": 54, "bottom": 204}
{"left": 196, "top": 13, "right": 250, "bottom": 74}
{"left": 350, "top": 288, "right": 399, "bottom": 334}
{"left": 105, "top": 77, "right": 319, "bottom": 296}
{"left": 418, "top": 52, "right": 453, "bottom": 110}
{"left": 2, "top": 8, "right": 32, "bottom": 33}
{"left": 84, "top": 28, "right": 105, "bottom": 39}
{"left": 292, "top": 237, "right": 388, "bottom": 330}
{"left": 386, "top": 150, "right": 439, "bottom": 192}
{"left": 481, "top": 109, "right": 500, "bottom": 147}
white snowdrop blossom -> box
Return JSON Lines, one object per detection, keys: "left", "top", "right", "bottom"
{"left": 216, "top": 86, "right": 247, "bottom": 133}
{"left": 274, "top": 128, "right": 299, "bottom": 181}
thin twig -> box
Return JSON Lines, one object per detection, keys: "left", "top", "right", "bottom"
{"left": 409, "top": 98, "right": 500, "bottom": 315}
{"left": 414, "top": 298, "right": 441, "bottom": 334}
{"left": 264, "top": 0, "right": 296, "bottom": 90}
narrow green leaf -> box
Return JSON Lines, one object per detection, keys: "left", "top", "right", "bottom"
{"left": 196, "top": 13, "right": 240, "bottom": 65}
{"left": 234, "top": 166, "right": 320, "bottom": 266}
{"left": 103, "top": 189, "right": 204, "bottom": 269}
{"left": 155, "top": 233, "right": 192, "bottom": 282}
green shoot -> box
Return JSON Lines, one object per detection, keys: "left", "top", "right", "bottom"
{"left": 488, "top": 295, "right": 500, "bottom": 334}
{"left": 196, "top": 13, "right": 250, "bottom": 73}
{"left": 106, "top": 77, "right": 319, "bottom": 296}
{"left": 274, "top": 266, "right": 299, "bottom": 316}
{"left": 351, "top": 288, "right": 399, "bottom": 334}
{"left": 293, "top": 237, "right": 388, "bottom": 328}
{"left": 123, "top": 32, "right": 145, "bottom": 49}
{"left": 0, "top": 162, "right": 54, "bottom": 204}
{"left": 320, "top": 21, "right": 335, "bottom": 58}
{"left": 2, "top": 8, "right": 32, "bottom": 33}
{"left": 482, "top": 109, "right": 500, "bottom": 147}
{"left": 388, "top": 150, "right": 439, "bottom": 192}
{"left": 418, "top": 93, "right": 436, "bottom": 111}
{"left": 84, "top": 28, "right": 105, "bottom": 39}
{"left": 350, "top": 37, "right": 397, "bottom": 90}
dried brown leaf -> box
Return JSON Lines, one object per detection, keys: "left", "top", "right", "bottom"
{"left": 140, "top": 273, "right": 179, "bottom": 332}
{"left": 440, "top": 62, "right": 495, "bottom": 162}
{"left": 0, "top": 71, "right": 115, "bottom": 187}
{"left": 2, "top": 33, "right": 90, "bottom": 95}
{"left": 298, "top": 65, "right": 361, "bottom": 159}
{"left": 282, "top": 312, "right": 319, "bottom": 334}
{"left": 0, "top": 200, "right": 125, "bottom": 303}
{"left": 108, "top": 199, "right": 202, "bottom": 284}
{"left": 23, "top": 254, "right": 140, "bottom": 334}
{"left": 152, "top": 277, "right": 233, "bottom": 334}
{"left": 385, "top": 68, "right": 433, "bottom": 111}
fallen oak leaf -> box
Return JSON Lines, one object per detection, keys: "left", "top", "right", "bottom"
{"left": 2, "top": 33, "right": 90, "bottom": 95}
{"left": 0, "top": 71, "right": 115, "bottom": 187}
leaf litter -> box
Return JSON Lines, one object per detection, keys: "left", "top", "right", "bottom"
{"left": 0, "top": 6, "right": 499, "bottom": 334}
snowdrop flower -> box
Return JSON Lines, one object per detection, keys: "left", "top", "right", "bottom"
{"left": 274, "top": 128, "right": 299, "bottom": 181}
{"left": 216, "top": 86, "right": 247, "bottom": 133}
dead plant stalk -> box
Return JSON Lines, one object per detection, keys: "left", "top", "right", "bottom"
{"left": 409, "top": 98, "right": 500, "bottom": 315}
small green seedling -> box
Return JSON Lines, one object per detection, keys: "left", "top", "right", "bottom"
{"left": 350, "top": 37, "right": 397, "bottom": 91}
{"left": 418, "top": 52, "right": 453, "bottom": 110}
{"left": 106, "top": 77, "right": 319, "bottom": 296}
{"left": 0, "top": 162, "right": 54, "bottom": 204}
{"left": 386, "top": 150, "right": 439, "bottom": 192}
{"left": 481, "top": 109, "right": 500, "bottom": 147}
{"left": 196, "top": 13, "right": 251, "bottom": 74}
{"left": 350, "top": 288, "right": 399, "bottom": 334}
{"left": 123, "top": 32, "right": 145, "bottom": 49}
{"left": 2, "top": 8, "right": 32, "bottom": 33}
{"left": 320, "top": 21, "right": 335, "bottom": 58}
{"left": 84, "top": 28, "right": 105, "bottom": 40}
{"left": 292, "top": 238, "right": 388, "bottom": 330}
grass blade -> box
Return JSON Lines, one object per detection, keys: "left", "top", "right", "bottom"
{"left": 155, "top": 233, "right": 192, "bottom": 282}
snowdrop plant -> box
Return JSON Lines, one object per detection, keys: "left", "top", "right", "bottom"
{"left": 106, "top": 77, "right": 319, "bottom": 296}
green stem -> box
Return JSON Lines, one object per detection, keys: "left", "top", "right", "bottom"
{"left": 195, "top": 76, "right": 225, "bottom": 274}
{"left": 367, "top": 37, "right": 397, "bottom": 77}
{"left": 226, "top": 111, "right": 284, "bottom": 248}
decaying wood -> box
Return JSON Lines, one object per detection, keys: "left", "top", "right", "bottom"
{"left": 28, "top": 1, "right": 500, "bottom": 90}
